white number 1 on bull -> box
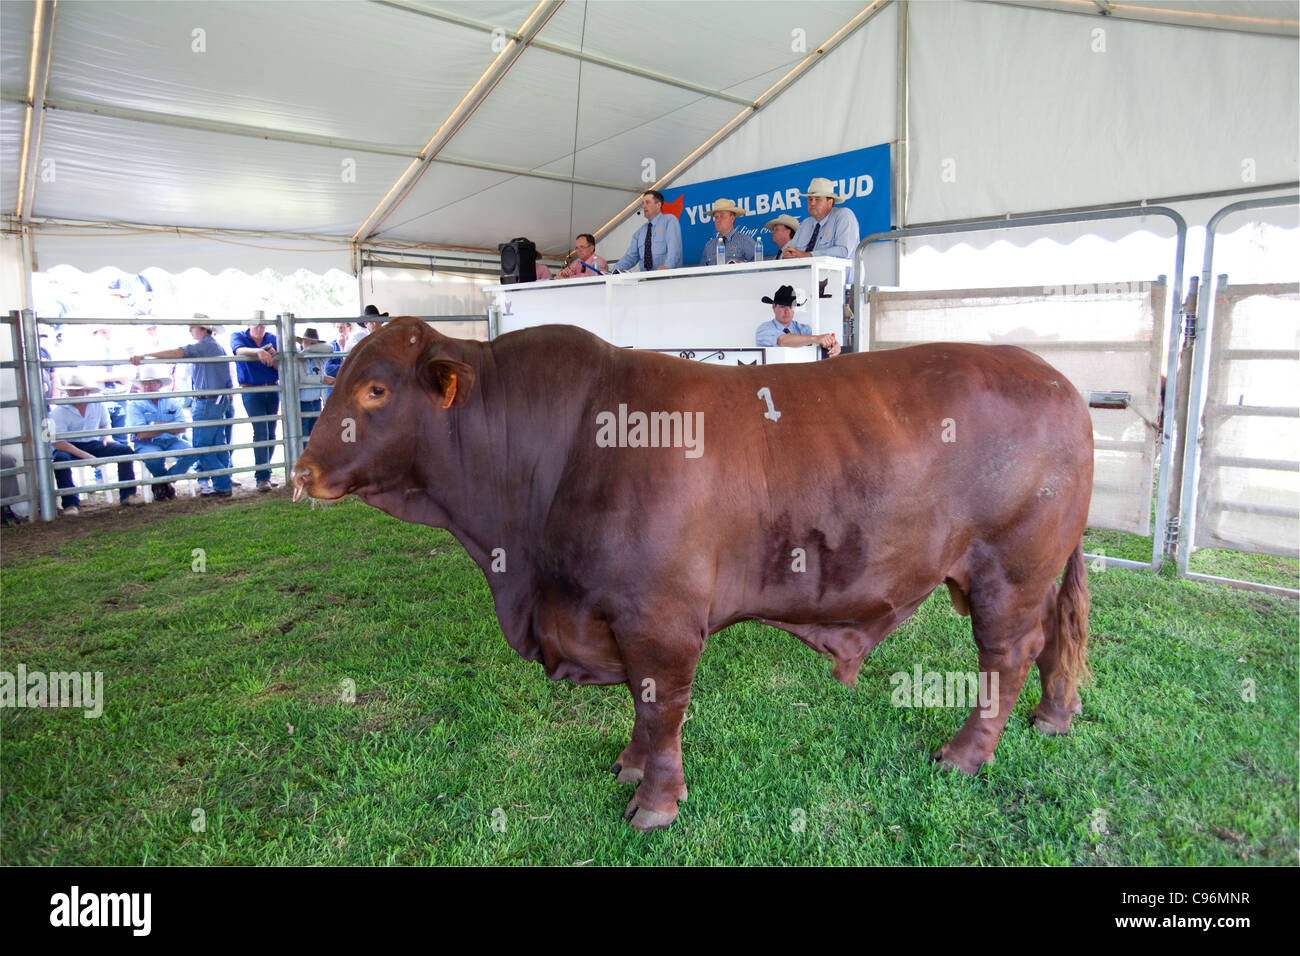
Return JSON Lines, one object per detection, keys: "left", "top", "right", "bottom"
{"left": 757, "top": 387, "right": 781, "bottom": 422}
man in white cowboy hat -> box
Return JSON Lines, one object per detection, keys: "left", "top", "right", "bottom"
{"left": 697, "top": 198, "right": 755, "bottom": 266}
{"left": 764, "top": 214, "right": 801, "bottom": 255}
{"left": 49, "top": 372, "right": 146, "bottom": 515}
{"left": 754, "top": 284, "right": 840, "bottom": 357}
{"left": 126, "top": 365, "right": 199, "bottom": 501}
{"left": 781, "top": 177, "right": 861, "bottom": 281}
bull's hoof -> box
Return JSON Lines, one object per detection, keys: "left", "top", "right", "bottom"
{"left": 615, "top": 765, "right": 643, "bottom": 785}
{"left": 623, "top": 796, "right": 678, "bottom": 831}
{"left": 931, "top": 744, "right": 989, "bottom": 776}
{"left": 1030, "top": 709, "right": 1073, "bottom": 736}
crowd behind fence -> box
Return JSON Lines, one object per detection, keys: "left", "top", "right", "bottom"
{"left": 0, "top": 313, "right": 487, "bottom": 524}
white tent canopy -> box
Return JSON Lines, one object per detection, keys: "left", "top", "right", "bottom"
{"left": 1, "top": 0, "right": 1296, "bottom": 279}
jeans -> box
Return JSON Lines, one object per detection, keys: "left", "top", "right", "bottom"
{"left": 134, "top": 432, "right": 199, "bottom": 480}
{"left": 53, "top": 439, "right": 137, "bottom": 509}
{"left": 191, "top": 396, "right": 233, "bottom": 491}
{"left": 300, "top": 399, "right": 321, "bottom": 439}
{"left": 241, "top": 391, "right": 279, "bottom": 483}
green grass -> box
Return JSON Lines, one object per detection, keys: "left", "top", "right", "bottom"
{"left": 1, "top": 498, "right": 1296, "bottom": 865}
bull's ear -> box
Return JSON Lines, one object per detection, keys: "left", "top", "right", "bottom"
{"left": 425, "top": 358, "right": 475, "bottom": 408}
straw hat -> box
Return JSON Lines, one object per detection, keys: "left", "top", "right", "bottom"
{"left": 61, "top": 371, "right": 99, "bottom": 393}
{"left": 801, "top": 177, "right": 848, "bottom": 202}
{"left": 709, "top": 198, "right": 751, "bottom": 217}
{"left": 137, "top": 365, "right": 172, "bottom": 385}
{"left": 764, "top": 214, "right": 801, "bottom": 233}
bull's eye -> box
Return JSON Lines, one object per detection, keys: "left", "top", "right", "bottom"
{"left": 369, "top": 385, "right": 386, "bottom": 398}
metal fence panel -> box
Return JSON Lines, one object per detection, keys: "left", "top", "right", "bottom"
{"left": 868, "top": 280, "right": 1166, "bottom": 535}
{"left": 1193, "top": 280, "right": 1300, "bottom": 558}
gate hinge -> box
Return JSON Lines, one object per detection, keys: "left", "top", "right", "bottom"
{"left": 1164, "top": 514, "right": 1180, "bottom": 554}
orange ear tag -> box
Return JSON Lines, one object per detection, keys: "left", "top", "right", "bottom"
{"left": 441, "top": 373, "right": 458, "bottom": 409}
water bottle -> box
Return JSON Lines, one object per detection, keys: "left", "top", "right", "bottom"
{"left": 715, "top": 235, "right": 725, "bottom": 265}
{"left": 753, "top": 235, "right": 763, "bottom": 262}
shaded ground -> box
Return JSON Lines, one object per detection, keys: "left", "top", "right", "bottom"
{"left": 1, "top": 483, "right": 295, "bottom": 561}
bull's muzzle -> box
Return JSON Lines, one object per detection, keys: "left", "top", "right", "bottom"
{"left": 291, "top": 465, "right": 312, "bottom": 503}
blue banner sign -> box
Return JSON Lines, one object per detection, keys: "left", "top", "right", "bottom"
{"left": 665, "top": 143, "right": 891, "bottom": 264}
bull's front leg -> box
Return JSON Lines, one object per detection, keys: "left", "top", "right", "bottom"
{"left": 615, "top": 635, "right": 702, "bottom": 831}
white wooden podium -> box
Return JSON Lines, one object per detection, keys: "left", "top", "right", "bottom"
{"left": 487, "top": 257, "right": 850, "bottom": 365}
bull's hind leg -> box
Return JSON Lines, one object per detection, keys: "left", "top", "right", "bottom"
{"left": 933, "top": 592, "right": 1046, "bottom": 775}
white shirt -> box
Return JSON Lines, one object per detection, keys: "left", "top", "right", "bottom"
{"left": 51, "top": 401, "right": 109, "bottom": 438}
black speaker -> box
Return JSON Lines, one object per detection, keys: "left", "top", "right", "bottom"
{"left": 498, "top": 237, "right": 537, "bottom": 284}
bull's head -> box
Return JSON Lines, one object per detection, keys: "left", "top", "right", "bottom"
{"left": 292, "top": 316, "right": 474, "bottom": 504}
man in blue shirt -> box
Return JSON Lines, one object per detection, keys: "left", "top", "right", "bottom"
{"left": 126, "top": 366, "right": 198, "bottom": 501}
{"left": 754, "top": 285, "right": 840, "bottom": 357}
{"left": 612, "top": 190, "right": 682, "bottom": 272}
{"left": 697, "top": 198, "right": 755, "bottom": 267}
{"left": 131, "top": 319, "right": 235, "bottom": 497}
{"left": 780, "top": 177, "right": 861, "bottom": 284}
{"left": 231, "top": 313, "right": 280, "bottom": 492}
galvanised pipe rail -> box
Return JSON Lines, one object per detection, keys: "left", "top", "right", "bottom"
{"left": 1175, "top": 194, "right": 1299, "bottom": 599}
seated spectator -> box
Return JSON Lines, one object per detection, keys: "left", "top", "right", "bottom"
{"left": 764, "top": 214, "right": 800, "bottom": 256}
{"left": 50, "top": 372, "right": 146, "bottom": 515}
{"left": 1, "top": 452, "right": 28, "bottom": 525}
{"left": 754, "top": 285, "right": 840, "bottom": 357}
{"left": 557, "top": 234, "right": 609, "bottom": 278}
{"left": 295, "top": 329, "right": 336, "bottom": 439}
{"left": 780, "top": 177, "right": 862, "bottom": 283}
{"left": 127, "top": 365, "right": 198, "bottom": 501}
{"left": 698, "top": 199, "right": 755, "bottom": 266}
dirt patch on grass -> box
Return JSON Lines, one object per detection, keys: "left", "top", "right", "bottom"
{"left": 0, "top": 485, "right": 293, "bottom": 561}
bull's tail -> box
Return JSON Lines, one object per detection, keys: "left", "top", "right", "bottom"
{"left": 1032, "top": 541, "right": 1091, "bottom": 735}
{"left": 1056, "top": 542, "right": 1091, "bottom": 693}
